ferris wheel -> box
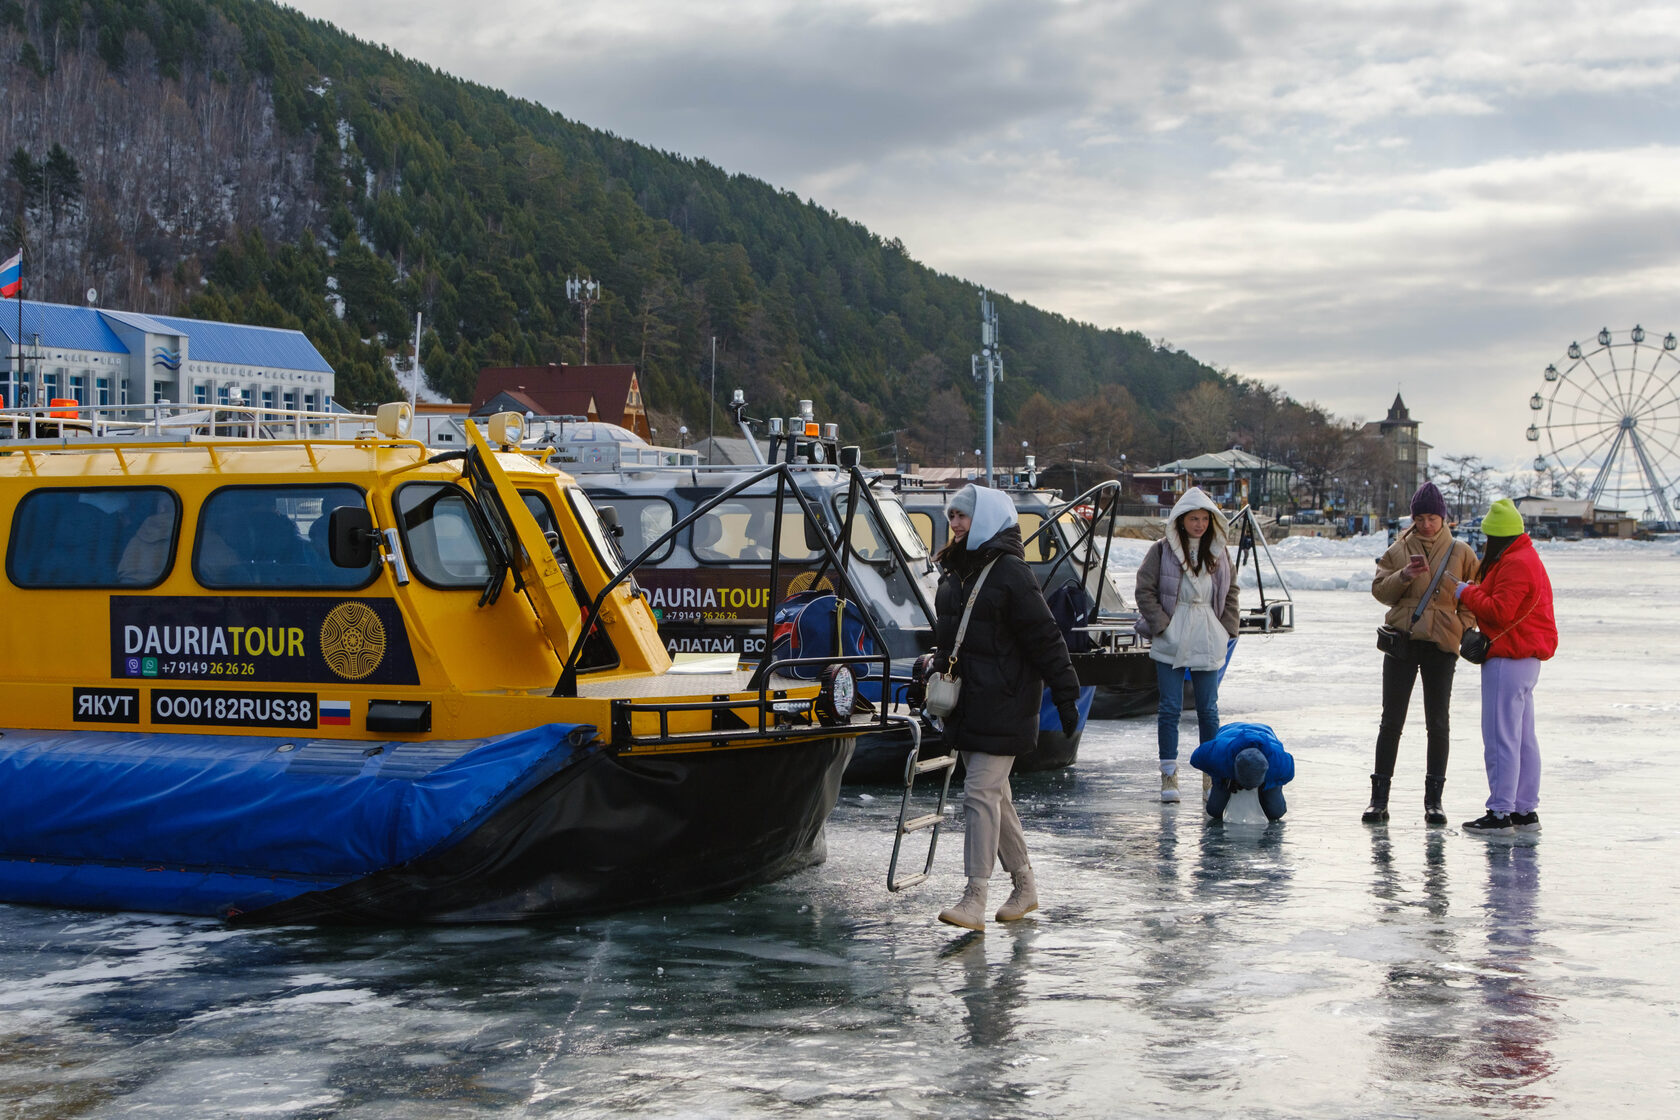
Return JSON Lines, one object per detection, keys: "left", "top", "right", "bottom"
{"left": 1526, "top": 325, "right": 1680, "bottom": 529}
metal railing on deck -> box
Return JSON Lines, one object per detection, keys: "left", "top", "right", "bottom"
{"left": 556, "top": 459, "right": 900, "bottom": 745}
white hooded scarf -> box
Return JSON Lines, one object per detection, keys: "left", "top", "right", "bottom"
{"left": 1148, "top": 487, "right": 1232, "bottom": 670}
{"left": 964, "top": 485, "right": 1018, "bottom": 550}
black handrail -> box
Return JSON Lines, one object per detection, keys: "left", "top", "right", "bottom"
{"left": 608, "top": 651, "right": 895, "bottom": 746}
{"left": 1022, "top": 479, "right": 1126, "bottom": 615}
{"left": 553, "top": 461, "right": 895, "bottom": 697}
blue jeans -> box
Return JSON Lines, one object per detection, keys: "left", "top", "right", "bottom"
{"left": 1155, "top": 660, "right": 1220, "bottom": 761}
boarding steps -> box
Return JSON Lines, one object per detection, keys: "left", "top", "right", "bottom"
{"left": 886, "top": 718, "right": 958, "bottom": 891}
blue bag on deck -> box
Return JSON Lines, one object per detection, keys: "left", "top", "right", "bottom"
{"left": 770, "top": 590, "right": 876, "bottom": 679}
{"left": 1045, "top": 578, "right": 1095, "bottom": 654}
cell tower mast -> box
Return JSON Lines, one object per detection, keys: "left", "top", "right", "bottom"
{"left": 971, "top": 290, "right": 1002, "bottom": 487}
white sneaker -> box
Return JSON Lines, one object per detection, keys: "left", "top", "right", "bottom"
{"left": 1160, "top": 761, "right": 1180, "bottom": 803}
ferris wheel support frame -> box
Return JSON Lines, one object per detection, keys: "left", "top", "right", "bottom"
{"left": 1625, "top": 424, "right": 1678, "bottom": 528}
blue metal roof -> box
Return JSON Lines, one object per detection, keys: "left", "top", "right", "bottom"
{"left": 0, "top": 300, "right": 332, "bottom": 374}
{"left": 98, "top": 309, "right": 176, "bottom": 335}
{"left": 0, "top": 303, "right": 128, "bottom": 354}
{"left": 146, "top": 313, "right": 333, "bottom": 373}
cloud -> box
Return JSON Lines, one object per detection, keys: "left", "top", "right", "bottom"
{"left": 287, "top": 0, "right": 1680, "bottom": 470}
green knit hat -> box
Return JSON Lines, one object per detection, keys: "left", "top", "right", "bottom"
{"left": 1481, "top": 498, "right": 1524, "bottom": 537}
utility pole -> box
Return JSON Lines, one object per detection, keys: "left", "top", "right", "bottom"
{"left": 707, "top": 336, "right": 717, "bottom": 464}
{"left": 971, "top": 290, "right": 1002, "bottom": 487}
{"left": 410, "top": 311, "right": 423, "bottom": 413}
{"left": 566, "top": 276, "right": 601, "bottom": 363}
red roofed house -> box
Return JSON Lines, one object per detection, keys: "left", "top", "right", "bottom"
{"left": 470, "top": 364, "right": 650, "bottom": 439}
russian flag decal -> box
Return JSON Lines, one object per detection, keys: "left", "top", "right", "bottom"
{"left": 320, "top": 700, "right": 352, "bottom": 726}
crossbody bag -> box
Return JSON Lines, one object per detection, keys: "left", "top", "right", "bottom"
{"left": 1376, "top": 542, "right": 1456, "bottom": 657}
{"left": 1460, "top": 598, "right": 1540, "bottom": 665}
{"left": 923, "top": 558, "right": 1000, "bottom": 718}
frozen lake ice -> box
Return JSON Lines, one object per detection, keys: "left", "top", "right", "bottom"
{"left": 0, "top": 541, "right": 1676, "bottom": 1117}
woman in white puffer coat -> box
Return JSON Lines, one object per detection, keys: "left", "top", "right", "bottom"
{"left": 1134, "top": 487, "right": 1241, "bottom": 802}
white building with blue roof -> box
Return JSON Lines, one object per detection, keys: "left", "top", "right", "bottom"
{"left": 1, "top": 299, "right": 334, "bottom": 411}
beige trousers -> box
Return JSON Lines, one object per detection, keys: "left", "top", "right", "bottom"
{"left": 959, "top": 751, "right": 1028, "bottom": 880}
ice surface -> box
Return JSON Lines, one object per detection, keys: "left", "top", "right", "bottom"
{"left": 0, "top": 546, "right": 1676, "bottom": 1117}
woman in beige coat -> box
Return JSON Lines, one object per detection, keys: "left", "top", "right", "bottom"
{"left": 1366, "top": 482, "right": 1479, "bottom": 825}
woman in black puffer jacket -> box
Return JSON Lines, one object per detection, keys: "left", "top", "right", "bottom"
{"left": 932, "top": 484, "right": 1081, "bottom": 933}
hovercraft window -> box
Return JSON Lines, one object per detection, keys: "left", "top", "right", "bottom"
{"left": 194, "top": 485, "right": 377, "bottom": 590}
{"left": 7, "top": 486, "right": 181, "bottom": 588}
{"left": 566, "top": 495, "right": 674, "bottom": 570}
{"left": 393, "top": 482, "right": 495, "bottom": 588}
{"left": 1016, "top": 512, "right": 1059, "bottom": 563}
{"left": 834, "top": 494, "right": 928, "bottom": 562}
{"left": 690, "top": 498, "right": 821, "bottom": 564}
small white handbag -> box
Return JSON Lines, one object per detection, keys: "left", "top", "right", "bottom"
{"left": 924, "top": 559, "right": 998, "bottom": 718}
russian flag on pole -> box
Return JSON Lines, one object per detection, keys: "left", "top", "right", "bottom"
{"left": 0, "top": 251, "right": 20, "bottom": 299}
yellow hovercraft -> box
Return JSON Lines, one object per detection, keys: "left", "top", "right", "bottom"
{"left": 0, "top": 402, "right": 886, "bottom": 923}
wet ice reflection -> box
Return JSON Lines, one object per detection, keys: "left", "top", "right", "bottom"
{"left": 0, "top": 545, "right": 1676, "bottom": 1116}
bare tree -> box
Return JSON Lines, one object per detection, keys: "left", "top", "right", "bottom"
{"left": 1434, "top": 453, "right": 1493, "bottom": 519}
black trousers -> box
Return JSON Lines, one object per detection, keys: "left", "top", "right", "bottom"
{"left": 1375, "top": 638, "right": 1457, "bottom": 778}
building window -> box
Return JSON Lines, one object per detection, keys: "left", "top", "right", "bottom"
{"left": 96, "top": 377, "right": 111, "bottom": 406}
{"left": 217, "top": 385, "right": 230, "bottom": 406}
{"left": 70, "top": 375, "right": 85, "bottom": 403}
{"left": 153, "top": 381, "right": 167, "bottom": 404}
{"left": 283, "top": 390, "right": 297, "bottom": 410}
{"left": 195, "top": 384, "right": 209, "bottom": 405}
{"left": 262, "top": 389, "right": 276, "bottom": 410}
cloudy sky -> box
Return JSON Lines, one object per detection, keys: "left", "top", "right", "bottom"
{"left": 290, "top": 0, "right": 1680, "bottom": 470}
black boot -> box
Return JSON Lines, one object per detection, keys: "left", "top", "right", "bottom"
{"left": 1423, "top": 774, "right": 1447, "bottom": 826}
{"left": 1362, "top": 774, "right": 1391, "bottom": 824}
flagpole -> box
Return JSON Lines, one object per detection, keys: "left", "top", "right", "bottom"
{"left": 13, "top": 249, "right": 20, "bottom": 409}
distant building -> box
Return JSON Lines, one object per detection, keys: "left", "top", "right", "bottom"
{"left": 1360, "top": 394, "right": 1431, "bottom": 516}
{"left": 1137, "top": 449, "right": 1295, "bottom": 509}
{"left": 1514, "top": 496, "right": 1636, "bottom": 540}
{"left": 472, "top": 364, "right": 650, "bottom": 439}
{"left": 1, "top": 298, "right": 335, "bottom": 412}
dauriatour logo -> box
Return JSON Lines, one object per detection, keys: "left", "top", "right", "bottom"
{"left": 151, "top": 347, "right": 181, "bottom": 370}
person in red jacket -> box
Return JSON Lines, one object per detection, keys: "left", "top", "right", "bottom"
{"left": 1449, "top": 499, "right": 1558, "bottom": 836}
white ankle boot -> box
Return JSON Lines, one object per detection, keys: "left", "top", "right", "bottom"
{"left": 938, "top": 878, "right": 988, "bottom": 931}
{"left": 995, "top": 866, "right": 1039, "bottom": 921}
{"left": 1160, "top": 760, "right": 1181, "bottom": 803}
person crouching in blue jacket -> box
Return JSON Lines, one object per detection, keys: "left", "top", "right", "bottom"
{"left": 1191, "top": 723, "right": 1295, "bottom": 822}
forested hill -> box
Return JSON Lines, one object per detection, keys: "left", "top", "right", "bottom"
{"left": 0, "top": 0, "right": 1331, "bottom": 466}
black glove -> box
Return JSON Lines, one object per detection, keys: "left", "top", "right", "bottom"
{"left": 1057, "top": 702, "right": 1079, "bottom": 737}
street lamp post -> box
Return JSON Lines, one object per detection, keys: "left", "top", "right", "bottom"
{"left": 566, "top": 275, "right": 601, "bottom": 363}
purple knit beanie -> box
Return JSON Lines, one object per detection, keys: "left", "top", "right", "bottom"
{"left": 1410, "top": 482, "right": 1448, "bottom": 519}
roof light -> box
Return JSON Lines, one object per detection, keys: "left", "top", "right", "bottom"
{"left": 375, "top": 401, "right": 412, "bottom": 438}
{"left": 489, "top": 412, "right": 525, "bottom": 446}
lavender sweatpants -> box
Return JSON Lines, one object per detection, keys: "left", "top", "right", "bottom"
{"left": 1481, "top": 657, "right": 1543, "bottom": 814}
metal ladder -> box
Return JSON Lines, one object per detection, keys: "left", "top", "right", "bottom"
{"left": 886, "top": 717, "right": 958, "bottom": 891}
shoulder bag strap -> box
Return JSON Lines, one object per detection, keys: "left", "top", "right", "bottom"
{"left": 1409, "top": 541, "right": 1458, "bottom": 626}
{"left": 947, "top": 558, "right": 1001, "bottom": 670}
{"left": 1485, "top": 598, "right": 1540, "bottom": 650}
